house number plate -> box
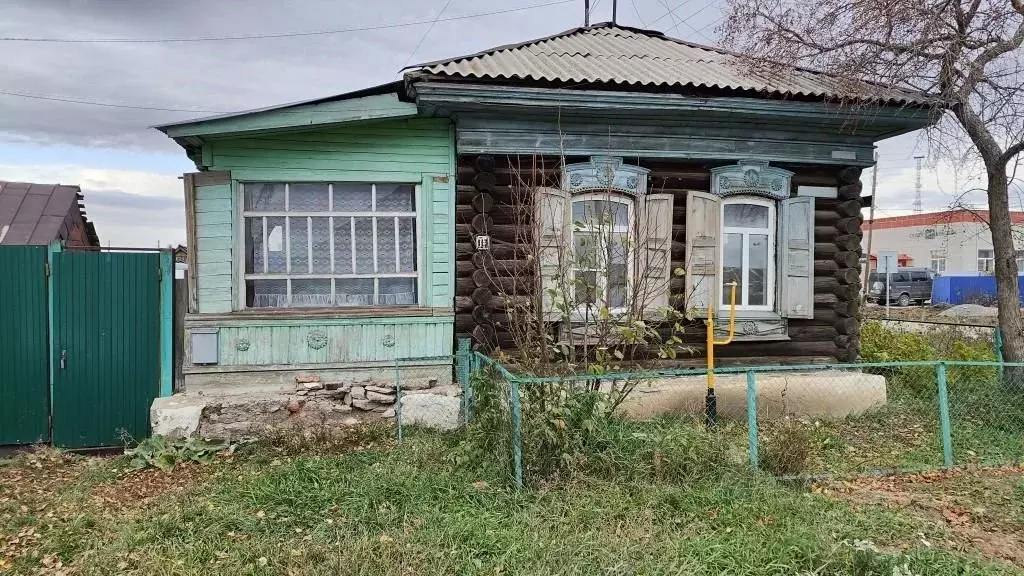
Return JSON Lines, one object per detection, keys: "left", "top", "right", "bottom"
{"left": 475, "top": 235, "right": 491, "bottom": 251}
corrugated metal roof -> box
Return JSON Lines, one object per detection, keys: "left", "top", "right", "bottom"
{"left": 411, "top": 24, "right": 930, "bottom": 104}
{"left": 0, "top": 181, "right": 99, "bottom": 245}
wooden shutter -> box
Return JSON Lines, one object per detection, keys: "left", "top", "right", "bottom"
{"left": 639, "top": 193, "right": 674, "bottom": 312}
{"left": 535, "top": 186, "right": 570, "bottom": 321}
{"left": 780, "top": 196, "right": 815, "bottom": 318}
{"left": 685, "top": 191, "right": 721, "bottom": 317}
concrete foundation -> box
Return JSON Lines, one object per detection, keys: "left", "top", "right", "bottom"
{"left": 621, "top": 370, "right": 887, "bottom": 421}
{"left": 154, "top": 364, "right": 461, "bottom": 440}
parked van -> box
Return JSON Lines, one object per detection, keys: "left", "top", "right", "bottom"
{"left": 867, "top": 267, "right": 934, "bottom": 306}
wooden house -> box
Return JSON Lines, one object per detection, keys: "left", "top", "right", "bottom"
{"left": 157, "top": 24, "right": 934, "bottom": 396}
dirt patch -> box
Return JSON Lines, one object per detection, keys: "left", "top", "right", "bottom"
{"left": 90, "top": 463, "right": 216, "bottom": 512}
{"left": 820, "top": 466, "right": 1024, "bottom": 567}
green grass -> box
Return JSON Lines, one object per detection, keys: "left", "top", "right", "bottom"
{"left": 1, "top": 429, "right": 1021, "bottom": 576}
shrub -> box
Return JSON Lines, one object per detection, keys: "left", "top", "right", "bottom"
{"left": 759, "top": 418, "right": 813, "bottom": 476}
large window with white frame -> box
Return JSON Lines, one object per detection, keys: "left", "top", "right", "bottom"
{"left": 241, "top": 182, "right": 418, "bottom": 308}
{"left": 570, "top": 194, "right": 632, "bottom": 315}
{"left": 720, "top": 196, "right": 776, "bottom": 310}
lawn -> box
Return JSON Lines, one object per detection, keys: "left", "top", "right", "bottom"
{"left": 2, "top": 424, "right": 1024, "bottom": 576}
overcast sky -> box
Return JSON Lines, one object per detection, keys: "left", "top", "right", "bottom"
{"left": 0, "top": 0, "right": 983, "bottom": 247}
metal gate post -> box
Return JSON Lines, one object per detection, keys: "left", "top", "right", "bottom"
{"left": 159, "top": 249, "right": 174, "bottom": 397}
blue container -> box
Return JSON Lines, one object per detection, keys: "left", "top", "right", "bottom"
{"left": 931, "top": 274, "right": 1024, "bottom": 305}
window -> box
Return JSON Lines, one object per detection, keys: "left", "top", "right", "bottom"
{"left": 720, "top": 197, "right": 775, "bottom": 310}
{"left": 1017, "top": 250, "right": 1024, "bottom": 270}
{"left": 930, "top": 249, "right": 946, "bottom": 273}
{"left": 241, "top": 182, "right": 418, "bottom": 308}
{"left": 571, "top": 195, "right": 632, "bottom": 312}
{"left": 978, "top": 249, "right": 995, "bottom": 274}
{"left": 911, "top": 271, "right": 930, "bottom": 282}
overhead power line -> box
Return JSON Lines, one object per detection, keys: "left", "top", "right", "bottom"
{"left": 402, "top": 0, "right": 456, "bottom": 69}
{"left": 0, "top": 89, "right": 225, "bottom": 112}
{"left": 0, "top": 0, "right": 575, "bottom": 44}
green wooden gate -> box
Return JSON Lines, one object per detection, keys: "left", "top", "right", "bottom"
{"left": 0, "top": 246, "right": 50, "bottom": 445}
{"left": 50, "top": 251, "right": 164, "bottom": 448}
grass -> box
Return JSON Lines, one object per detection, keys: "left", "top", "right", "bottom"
{"left": 2, "top": 426, "right": 1023, "bottom": 575}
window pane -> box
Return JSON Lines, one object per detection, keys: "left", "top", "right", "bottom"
{"left": 608, "top": 264, "right": 627, "bottom": 308}
{"left": 609, "top": 232, "right": 628, "bottom": 264}
{"left": 336, "top": 278, "right": 374, "bottom": 306}
{"left": 289, "top": 216, "right": 309, "bottom": 274}
{"left": 376, "top": 184, "right": 415, "bottom": 212}
{"left": 248, "top": 279, "right": 287, "bottom": 308}
{"left": 748, "top": 234, "right": 769, "bottom": 306}
{"left": 722, "top": 233, "right": 743, "bottom": 305}
{"left": 379, "top": 278, "right": 417, "bottom": 305}
{"left": 572, "top": 199, "right": 627, "bottom": 228}
{"left": 311, "top": 217, "right": 331, "bottom": 273}
{"left": 291, "top": 279, "right": 333, "bottom": 307}
{"left": 290, "top": 183, "right": 329, "bottom": 211}
{"left": 574, "top": 232, "right": 599, "bottom": 267}
{"left": 353, "top": 217, "right": 374, "bottom": 273}
{"left": 398, "top": 217, "right": 416, "bottom": 272}
{"left": 724, "top": 204, "right": 769, "bottom": 228}
{"left": 333, "top": 217, "right": 353, "bottom": 274}
{"left": 377, "top": 217, "right": 397, "bottom": 273}
{"left": 575, "top": 270, "right": 598, "bottom": 305}
{"left": 265, "top": 217, "right": 286, "bottom": 273}
{"left": 244, "top": 183, "right": 285, "bottom": 211}
{"left": 244, "top": 217, "right": 263, "bottom": 274}
{"left": 333, "top": 183, "right": 372, "bottom": 211}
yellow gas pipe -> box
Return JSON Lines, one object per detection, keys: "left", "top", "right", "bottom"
{"left": 705, "top": 281, "right": 738, "bottom": 428}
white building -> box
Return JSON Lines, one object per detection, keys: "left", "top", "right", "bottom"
{"left": 863, "top": 210, "right": 1024, "bottom": 275}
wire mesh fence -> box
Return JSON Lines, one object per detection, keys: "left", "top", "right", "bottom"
{"left": 463, "top": 354, "right": 1024, "bottom": 489}
{"left": 391, "top": 355, "right": 461, "bottom": 444}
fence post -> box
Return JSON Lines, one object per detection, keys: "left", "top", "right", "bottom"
{"left": 746, "top": 369, "right": 759, "bottom": 471}
{"left": 995, "top": 327, "right": 1005, "bottom": 383}
{"left": 936, "top": 362, "right": 954, "bottom": 468}
{"left": 457, "top": 338, "right": 472, "bottom": 423}
{"left": 394, "top": 361, "right": 403, "bottom": 444}
{"left": 509, "top": 377, "right": 524, "bottom": 490}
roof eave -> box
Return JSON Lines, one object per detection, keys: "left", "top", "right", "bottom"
{"left": 153, "top": 80, "right": 411, "bottom": 139}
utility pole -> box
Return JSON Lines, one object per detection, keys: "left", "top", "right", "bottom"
{"left": 913, "top": 155, "right": 924, "bottom": 214}
{"left": 863, "top": 150, "right": 879, "bottom": 296}
{"left": 584, "top": 0, "right": 590, "bottom": 26}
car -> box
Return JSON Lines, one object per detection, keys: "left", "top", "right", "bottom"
{"left": 867, "top": 267, "right": 934, "bottom": 306}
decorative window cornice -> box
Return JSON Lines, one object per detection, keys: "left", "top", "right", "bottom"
{"left": 711, "top": 160, "right": 793, "bottom": 200}
{"left": 562, "top": 156, "right": 650, "bottom": 196}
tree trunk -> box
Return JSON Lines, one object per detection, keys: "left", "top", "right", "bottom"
{"left": 987, "top": 166, "right": 1024, "bottom": 362}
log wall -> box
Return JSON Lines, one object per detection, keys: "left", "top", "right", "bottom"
{"left": 455, "top": 155, "right": 863, "bottom": 363}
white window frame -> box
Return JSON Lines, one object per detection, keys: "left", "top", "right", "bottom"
{"left": 569, "top": 193, "right": 634, "bottom": 319}
{"left": 930, "top": 249, "right": 946, "bottom": 273}
{"left": 236, "top": 182, "right": 422, "bottom": 309}
{"left": 978, "top": 249, "right": 995, "bottom": 274}
{"left": 720, "top": 196, "right": 776, "bottom": 312}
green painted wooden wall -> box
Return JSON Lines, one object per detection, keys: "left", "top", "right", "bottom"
{"left": 187, "top": 316, "right": 453, "bottom": 368}
{"left": 186, "top": 116, "right": 456, "bottom": 369}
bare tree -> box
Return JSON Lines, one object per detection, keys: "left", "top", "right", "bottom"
{"left": 721, "top": 0, "right": 1024, "bottom": 360}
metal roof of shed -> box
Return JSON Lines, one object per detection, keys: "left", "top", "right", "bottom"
{"left": 409, "top": 23, "right": 931, "bottom": 105}
{"left": 0, "top": 181, "right": 98, "bottom": 245}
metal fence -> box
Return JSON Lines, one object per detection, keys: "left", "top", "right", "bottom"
{"left": 463, "top": 355, "right": 1024, "bottom": 489}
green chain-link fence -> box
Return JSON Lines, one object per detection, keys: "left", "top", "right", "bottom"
{"left": 462, "top": 352, "right": 1024, "bottom": 489}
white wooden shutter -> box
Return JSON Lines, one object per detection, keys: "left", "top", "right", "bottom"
{"left": 685, "top": 191, "right": 721, "bottom": 317}
{"left": 639, "top": 193, "right": 674, "bottom": 312}
{"left": 535, "top": 186, "right": 570, "bottom": 321}
{"left": 780, "top": 196, "right": 815, "bottom": 318}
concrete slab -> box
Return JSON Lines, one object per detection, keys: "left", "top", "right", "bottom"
{"left": 150, "top": 395, "right": 206, "bottom": 439}
{"left": 399, "top": 395, "right": 462, "bottom": 431}
{"left": 621, "top": 370, "right": 887, "bottom": 421}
